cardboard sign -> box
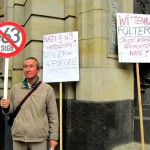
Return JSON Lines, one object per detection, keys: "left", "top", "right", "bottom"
{"left": 43, "top": 31, "right": 79, "bottom": 83}
{"left": 116, "top": 13, "right": 150, "bottom": 63}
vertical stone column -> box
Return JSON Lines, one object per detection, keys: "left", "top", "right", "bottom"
{"left": 63, "top": 0, "right": 77, "bottom": 100}
{"left": 76, "top": 0, "right": 134, "bottom": 102}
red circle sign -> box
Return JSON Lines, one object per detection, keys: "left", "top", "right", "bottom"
{"left": 0, "top": 21, "right": 26, "bottom": 58}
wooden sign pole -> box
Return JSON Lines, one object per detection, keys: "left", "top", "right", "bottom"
{"left": 59, "top": 82, "right": 63, "bottom": 150}
{"left": 136, "top": 63, "right": 145, "bottom": 150}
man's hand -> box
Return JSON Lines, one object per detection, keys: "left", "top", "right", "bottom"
{"left": 0, "top": 98, "right": 10, "bottom": 108}
{"left": 49, "top": 140, "right": 58, "bottom": 150}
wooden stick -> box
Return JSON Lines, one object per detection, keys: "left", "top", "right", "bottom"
{"left": 59, "top": 82, "right": 63, "bottom": 150}
{"left": 136, "top": 63, "right": 145, "bottom": 150}
{"left": 4, "top": 58, "right": 9, "bottom": 99}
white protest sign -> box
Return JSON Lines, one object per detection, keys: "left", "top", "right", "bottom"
{"left": 116, "top": 13, "right": 150, "bottom": 63}
{"left": 43, "top": 31, "right": 79, "bottom": 83}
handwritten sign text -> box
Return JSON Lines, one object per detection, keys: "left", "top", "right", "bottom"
{"left": 116, "top": 13, "right": 150, "bottom": 63}
{"left": 43, "top": 31, "right": 79, "bottom": 82}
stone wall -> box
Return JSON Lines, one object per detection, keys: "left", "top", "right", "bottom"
{"left": 2, "top": 0, "right": 134, "bottom": 102}
{"left": 76, "top": 0, "right": 134, "bottom": 102}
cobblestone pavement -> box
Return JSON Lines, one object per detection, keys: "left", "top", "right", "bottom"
{"left": 113, "top": 142, "right": 150, "bottom": 150}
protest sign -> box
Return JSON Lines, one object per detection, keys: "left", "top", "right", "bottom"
{"left": 0, "top": 21, "right": 26, "bottom": 58}
{"left": 117, "top": 13, "right": 147, "bottom": 150}
{"left": 116, "top": 13, "right": 150, "bottom": 63}
{"left": 43, "top": 31, "right": 79, "bottom": 82}
{"left": 0, "top": 21, "right": 26, "bottom": 98}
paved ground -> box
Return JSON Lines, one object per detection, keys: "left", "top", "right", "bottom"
{"left": 113, "top": 142, "right": 150, "bottom": 150}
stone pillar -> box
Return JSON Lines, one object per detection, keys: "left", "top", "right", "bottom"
{"left": 76, "top": 0, "right": 134, "bottom": 102}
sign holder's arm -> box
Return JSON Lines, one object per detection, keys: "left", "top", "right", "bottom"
{"left": 4, "top": 58, "right": 9, "bottom": 99}
{"left": 60, "top": 82, "right": 63, "bottom": 150}
{"left": 136, "top": 63, "right": 145, "bottom": 150}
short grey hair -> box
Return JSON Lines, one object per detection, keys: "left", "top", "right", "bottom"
{"left": 24, "top": 57, "right": 41, "bottom": 69}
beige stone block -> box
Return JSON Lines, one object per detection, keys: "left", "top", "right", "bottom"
{"left": 87, "top": 10, "right": 94, "bottom": 38}
{"left": 31, "top": 0, "right": 64, "bottom": 18}
{"left": 30, "top": 43, "right": 43, "bottom": 65}
{"left": 79, "top": 40, "right": 88, "bottom": 67}
{"left": 78, "top": 10, "right": 108, "bottom": 40}
{"left": 76, "top": 68, "right": 92, "bottom": 100}
{"left": 100, "top": 11, "right": 108, "bottom": 38}
{"left": 24, "top": 18, "right": 31, "bottom": 42}
{"left": 13, "top": 51, "right": 24, "bottom": 69}
{"left": 23, "top": 42, "right": 43, "bottom": 67}
{"left": 91, "top": 68, "right": 103, "bottom": 100}
{"left": 14, "top": 5, "right": 24, "bottom": 25}
{"left": 88, "top": 0, "right": 97, "bottom": 11}
{"left": 88, "top": 10, "right": 107, "bottom": 38}
{"left": 122, "top": 0, "right": 133, "bottom": 13}
{"left": 0, "top": 17, "right": 4, "bottom": 22}
{"left": 76, "top": 67, "right": 134, "bottom": 101}
{"left": 14, "top": 0, "right": 26, "bottom": 5}
{"left": 5, "top": 0, "right": 25, "bottom": 8}
{"left": 102, "top": 38, "right": 118, "bottom": 67}
{"left": 88, "top": 10, "right": 108, "bottom": 38}
{"left": 80, "top": 38, "right": 102, "bottom": 68}
{"left": 65, "top": 0, "right": 76, "bottom": 17}
{"left": 12, "top": 70, "right": 23, "bottom": 85}
{"left": 95, "top": 0, "right": 108, "bottom": 11}
{"left": 87, "top": 0, "right": 107, "bottom": 11}
{"left": 0, "top": 1, "right": 4, "bottom": 10}
{"left": 65, "top": 17, "right": 76, "bottom": 31}
{"left": 0, "top": 0, "right": 4, "bottom": 16}
{"left": 9, "top": 56, "right": 14, "bottom": 70}
{"left": 102, "top": 68, "right": 134, "bottom": 101}
{"left": 25, "top": 16, "right": 64, "bottom": 43}
{"left": 5, "top": 7, "right": 14, "bottom": 21}
{"left": 77, "top": 0, "right": 88, "bottom": 14}
{"left": 85, "top": 38, "right": 94, "bottom": 67}
{"left": 6, "top": 0, "right": 14, "bottom": 8}
{"left": 23, "top": 47, "right": 31, "bottom": 60}
{"left": 88, "top": 38, "right": 102, "bottom": 67}
{"left": 78, "top": 12, "right": 88, "bottom": 39}
{"left": 77, "top": 0, "right": 108, "bottom": 14}
{"left": 24, "top": 0, "right": 31, "bottom": 23}
{"left": 64, "top": 82, "right": 76, "bottom": 99}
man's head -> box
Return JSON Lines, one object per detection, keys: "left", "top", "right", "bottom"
{"left": 23, "top": 57, "right": 41, "bottom": 80}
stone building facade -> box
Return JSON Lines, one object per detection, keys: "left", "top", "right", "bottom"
{"left": 0, "top": 0, "right": 135, "bottom": 150}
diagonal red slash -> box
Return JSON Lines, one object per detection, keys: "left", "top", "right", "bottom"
{"left": 0, "top": 29, "right": 19, "bottom": 50}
